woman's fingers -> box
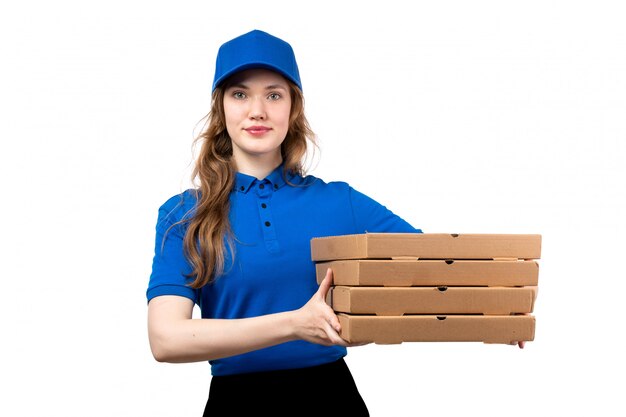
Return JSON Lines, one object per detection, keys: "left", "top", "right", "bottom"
{"left": 316, "top": 268, "right": 341, "bottom": 333}
{"left": 294, "top": 268, "right": 346, "bottom": 346}
{"left": 322, "top": 320, "right": 348, "bottom": 347}
{"left": 328, "top": 313, "right": 341, "bottom": 333}
{"left": 298, "top": 267, "right": 366, "bottom": 347}
{"left": 317, "top": 268, "right": 334, "bottom": 299}
{"left": 347, "top": 341, "right": 372, "bottom": 347}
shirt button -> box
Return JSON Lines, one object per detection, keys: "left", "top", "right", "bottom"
{"left": 261, "top": 203, "right": 267, "bottom": 208}
{"left": 259, "top": 184, "right": 265, "bottom": 189}
{"left": 240, "top": 186, "right": 244, "bottom": 191}
{"left": 264, "top": 221, "right": 271, "bottom": 227}
{"left": 274, "top": 184, "right": 278, "bottom": 189}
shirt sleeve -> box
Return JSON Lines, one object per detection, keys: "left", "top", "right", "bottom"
{"left": 348, "top": 185, "right": 423, "bottom": 234}
{"left": 146, "top": 194, "right": 199, "bottom": 304}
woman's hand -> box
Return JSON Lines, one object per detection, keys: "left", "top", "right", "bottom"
{"left": 511, "top": 313, "right": 529, "bottom": 349}
{"left": 292, "top": 268, "right": 350, "bottom": 347}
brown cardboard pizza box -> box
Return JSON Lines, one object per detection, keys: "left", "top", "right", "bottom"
{"left": 315, "top": 259, "right": 538, "bottom": 287}
{"left": 329, "top": 286, "right": 537, "bottom": 315}
{"left": 311, "top": 233, "right": 541, "bottom": 262}
{"left": 337, "top": 314, "right": 535, "bottom": 344}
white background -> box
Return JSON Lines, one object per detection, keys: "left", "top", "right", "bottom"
{"left": 1, "top": 1, "right": 625, "bottom": 416}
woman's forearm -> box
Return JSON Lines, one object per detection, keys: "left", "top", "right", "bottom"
{"left": 149, "top": 309, "right": 298, "bottom": 363}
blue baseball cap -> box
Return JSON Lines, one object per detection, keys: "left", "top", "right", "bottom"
{"left": 212, "top": 29, "right": 302, "bottom": 92}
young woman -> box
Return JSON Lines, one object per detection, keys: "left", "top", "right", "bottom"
{"left": 147, "top": 29, "right": 422, "bottom": 416}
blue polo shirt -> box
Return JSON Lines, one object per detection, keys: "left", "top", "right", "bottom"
{"left": 147, "top": 163, "right": 422, "bottom": 376}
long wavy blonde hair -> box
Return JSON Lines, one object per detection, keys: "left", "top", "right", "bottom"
{"left": 172, "top": 77, "right": 317, "bottom": 289}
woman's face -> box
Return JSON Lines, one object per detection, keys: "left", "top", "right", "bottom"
{"left": 223, "top": 68, "right": 292, "bottom": 165}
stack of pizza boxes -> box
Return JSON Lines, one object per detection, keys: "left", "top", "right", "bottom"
{"left": 311, "top": 233, "right": 540, "bottom": 344}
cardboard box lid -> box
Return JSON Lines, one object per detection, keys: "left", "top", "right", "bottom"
{"left": 316, "top": 259, "right": 539, "bottom": 287}
{"left": 330, "top": 286, "right": 537, "bottom": 315}
{"left": 311, "top": 233, "right": 542, "bottom": 261}
{"left": 338, "top": 314, "right": 535, "bottom": 344}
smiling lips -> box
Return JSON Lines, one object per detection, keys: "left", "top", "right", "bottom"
{"left": 244, "top": 126, "right": 272, "bottom": 136}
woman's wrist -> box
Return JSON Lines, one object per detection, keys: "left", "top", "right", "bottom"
{"left": 283, "top": 308, "right": 303, "bottom": 342}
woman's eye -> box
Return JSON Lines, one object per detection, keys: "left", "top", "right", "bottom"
{"left": 233, "top": 91, "right": 246, "bottom": 99}
{"left": 268, "top": 93, "right": 281, "bottom": 100}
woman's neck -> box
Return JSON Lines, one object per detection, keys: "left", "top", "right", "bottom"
{"left": 233, "top": 154, "right": 283, "bottom": 180}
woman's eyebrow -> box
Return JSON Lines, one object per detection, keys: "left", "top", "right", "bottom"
{"left": 265, "top": 84, "right": 288, "bottom": 91}
{"left": 227, "top": 83, "right": 287, "bottom": 90}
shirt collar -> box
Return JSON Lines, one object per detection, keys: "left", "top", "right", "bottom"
{"left": 234, "top": 162, "right": 299, "bottom": 194}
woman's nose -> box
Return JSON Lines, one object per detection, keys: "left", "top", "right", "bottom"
{"left": 248, "top": 97, "right": 266, "bottom": 120}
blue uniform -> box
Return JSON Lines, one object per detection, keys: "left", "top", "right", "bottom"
{"left": 147, "top": 163, "right": 422, "bottom": 376}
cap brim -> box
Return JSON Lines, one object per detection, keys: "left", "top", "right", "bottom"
{"left": 212, "top": 62, "right": 301, "bottom": 92}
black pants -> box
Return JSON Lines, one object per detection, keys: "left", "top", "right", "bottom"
{"left": 204, "top": 358, "right": 369, "bottom": 416}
